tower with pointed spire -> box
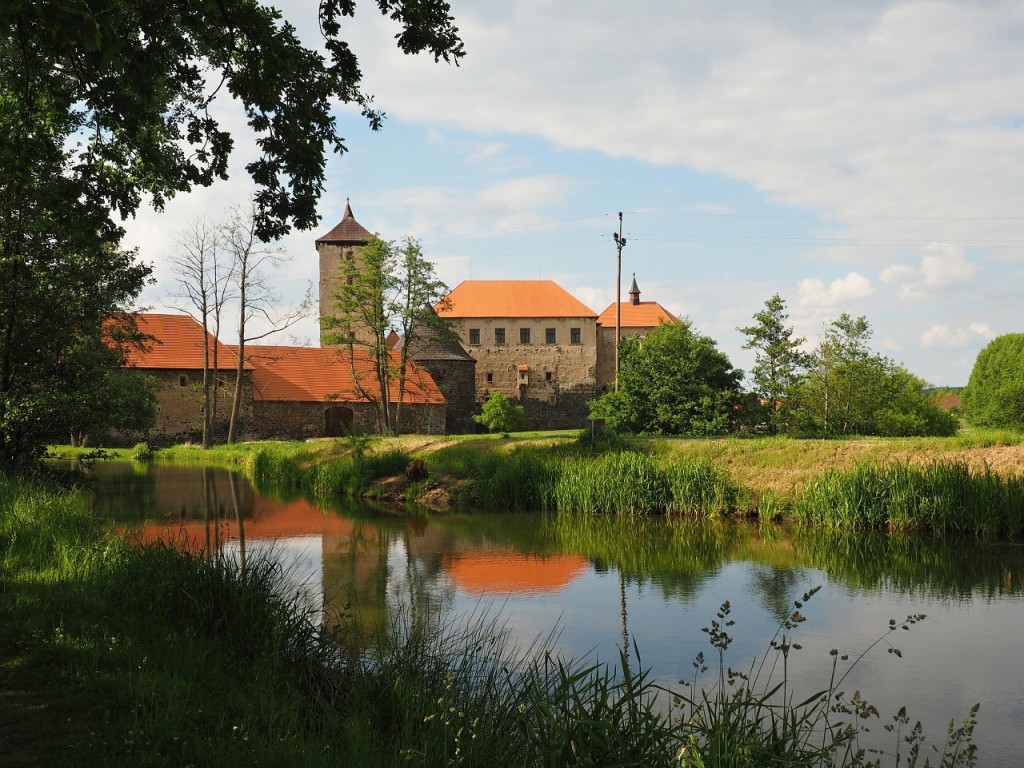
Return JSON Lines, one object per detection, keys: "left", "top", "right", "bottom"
{"left": 316, "top": 200, "right": 374, "bottom": 346}
{"left": 628, "top": 274, "right": 641, "bottom": 305}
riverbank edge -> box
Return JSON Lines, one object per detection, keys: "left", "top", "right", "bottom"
{"left": 51, "top": 430, "right": 1024, "bottom": 534}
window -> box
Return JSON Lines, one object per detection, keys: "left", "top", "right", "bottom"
{"left": 545, "top": 371, "right": 553, "bottom": 382}
{"left": 486, "top": 372, "right": 493, "bottom": 383}
{"left": 545, "top": 327, "right": 556, "bottom": 344}
{"left": 520, "top": 327, "right": 531, "bottom": 344}
{"left": 570, "top": 327, "right": 581, "bottom": 345}
{"left": 494, "top": 328, "right": 505, "bottom": 345}
{"left": 469, "top": 328, "right": 481, "bottom": 345}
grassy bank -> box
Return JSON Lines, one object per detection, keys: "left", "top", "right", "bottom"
{"left": 50, "top": 429, "right": 1024, "bottom": 536}
{"left": 1, "top": 473, "right": 980, "bottom": 767}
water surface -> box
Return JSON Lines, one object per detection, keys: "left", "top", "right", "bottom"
{"left": 86, "top": 462, "right": 1024, "bottom": 766}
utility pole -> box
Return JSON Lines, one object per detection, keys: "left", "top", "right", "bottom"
{"left": 612, "top": 212, "right": 626, "bottom": 392}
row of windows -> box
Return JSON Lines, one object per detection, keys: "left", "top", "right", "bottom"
{"left": 468, "top": 327, "right": 582, "bottom": 346}
{"left": 485, "top": 371, "right": 554, "bottom": 383}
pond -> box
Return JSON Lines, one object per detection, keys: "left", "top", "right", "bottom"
{"left": 85, "top": 462, "right": 1024, "bottom": 766}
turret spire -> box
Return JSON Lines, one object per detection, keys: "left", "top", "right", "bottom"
{"left": 628, "top": 274, "right": 640, "bottom": 305}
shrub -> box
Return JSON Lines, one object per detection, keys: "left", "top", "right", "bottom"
{"left": 473, "top": 392, "right": 526, "bottom": 436}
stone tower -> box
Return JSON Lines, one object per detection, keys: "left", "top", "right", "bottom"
{"left": 408, "top": 308, "right": 477, "bottom": 434}
{"left": 316, "top": 201, "right": 373, "bottom": 346}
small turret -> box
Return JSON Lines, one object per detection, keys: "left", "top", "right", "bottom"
{"left": 628, "top": 274, "right": 640, "bottom": 305}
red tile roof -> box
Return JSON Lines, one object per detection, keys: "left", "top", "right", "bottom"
{"left": 596, "top": 301, "right": 679, "bottom": 328}
{"left": 316, "top": 201, "right": 373, "bottom": 244}
{"left": 123, "top": 314, "right": 246, "bottom": 371}
{"left": 437, "top": 280, "right": 597, "bottom": 319}
{"left": 244, "top": 345, "right": 444, "bottom": 405}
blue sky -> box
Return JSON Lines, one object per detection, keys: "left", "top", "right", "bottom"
{"left": 124, "top": 0, "right": 1024, "bottom": 387}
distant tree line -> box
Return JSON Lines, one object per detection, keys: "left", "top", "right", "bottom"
{"left": 589, "top": 293, "right": 959, "bottom": 438}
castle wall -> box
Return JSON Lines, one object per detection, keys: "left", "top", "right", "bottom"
{"left": 596, "top": 325, "right": 649, "bottom": 391}
{"left": 414, "top": 358, "right": 477, "bottom": 434}
{"left": 250, "top": 401, "right": 447, "bottom": 439}
{"left": 449, "top": 316, "right": 598, "bottom": 430}
{"left": 117, "top": 369, "right": 252, "bottom": 446}
{"left": 318, "top": 240, "right": 370, "bottom": 346}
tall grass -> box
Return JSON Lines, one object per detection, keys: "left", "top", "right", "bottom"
{"left": 675, "top": 589, "right": 980, "bottom": 768}
{"left": 553, "top": 452, "right": 670, "bottom": 515}
{"left": 440, "top": 445, "right": 742, "bottom": 517}
{"left": 249, "top": 440, "right": 411, "bottom": 499}
{"left": 793, "top": 460, "right": 1024, "bottom": 536}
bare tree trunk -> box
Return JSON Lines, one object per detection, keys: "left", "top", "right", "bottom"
{"left": 228, "top": 277, "right": 247, "bottom": 443}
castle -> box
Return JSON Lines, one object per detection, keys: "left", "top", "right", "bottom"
{"left": 122, "top": 203, "right": 678, "bottom": 442}
{"left": 319, "top": 204, "right": 678, "bottom": 432}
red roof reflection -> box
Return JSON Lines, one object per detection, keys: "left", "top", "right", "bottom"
{"left": 444, "top": 552, "right": 588, "bottom": 595}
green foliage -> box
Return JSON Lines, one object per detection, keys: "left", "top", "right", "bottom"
{"left": 130, "top": 442, "right": 154, "bottom": 462}
{"left": 473, "top": 392, "right": 526, "bottom": 436}
{"left": 323, "top": 236, "right": 454, "bottom": 435}
{"left": 790, "top": 314, "right": 957, "bottom": 437}
{"left": 0, "top": 0, "right": 464, "bottom": 240}
{"left": 590, "top": 321, "right": 742, "bottom": 436}
{"left": 738, "top": 293, "right": 810, "bottom": 433}
{"left": 962, "top": 333, "right": 1024, "bottom": 429}
{"left": 792, "top": 460, "right": 1024, "bottom": 536}
{"left": 250, "top": 440, "right": 412, "bottom": 499}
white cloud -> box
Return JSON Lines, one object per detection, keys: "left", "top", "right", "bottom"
{"left": 879, "top": 336, "right": 902, "bottom": 352}
{"left": 968, "top": 322, "right": 995, "bottom": 339}
{"left": 921, "top": 243, "right": 981, "bottom": 287}
{"left": 797, "top": 272, "right": 873, "bottom": 308}
{"left": 920, "top": 322, "right": 995, "bottom": 348}
{"left": 350, "top": 0, "right": 1024, "bottom": 239}
{"left": 879, "top": 243, "right": 980, "bottom": 300}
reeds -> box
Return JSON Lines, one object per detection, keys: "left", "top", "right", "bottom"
{"left": 249, "top": 441, "right": 411, "bottom": 499}
{"left": 792, "top": 460, "right": 1024, "bottom": 536}
{"left": 450, "top": 446, "right": 741, "bottom": 517}
{"left": 552, "top": 452, "right": 670, "bottom": 515}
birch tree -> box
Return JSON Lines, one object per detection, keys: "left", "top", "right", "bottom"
{"left": 169, "top": 218, "right": 235, "bottom": 447}
{"left": 221, "top": 205, "right": 313, "bottom": 443}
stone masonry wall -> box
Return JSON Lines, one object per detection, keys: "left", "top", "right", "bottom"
{"left": 414, "top": 358, "right": 477, "bottom": 433}
{"left": 251, "top": 401, "right": 446, "bottom": 439}
{"left": 596, "top": 325, "right": 648, "bottom": 392}
{"left": 118, "top": 369, "right": 252, "bottom": 446}
{"left": 449, "top": 316, "right": 598, "bottom": 430}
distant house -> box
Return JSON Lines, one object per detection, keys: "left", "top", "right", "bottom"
{"left": 595, "top": 275, "right": 679, "bottom": 390}
{"left": 435, "top": 280, "right": 600, "bottom": 429}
